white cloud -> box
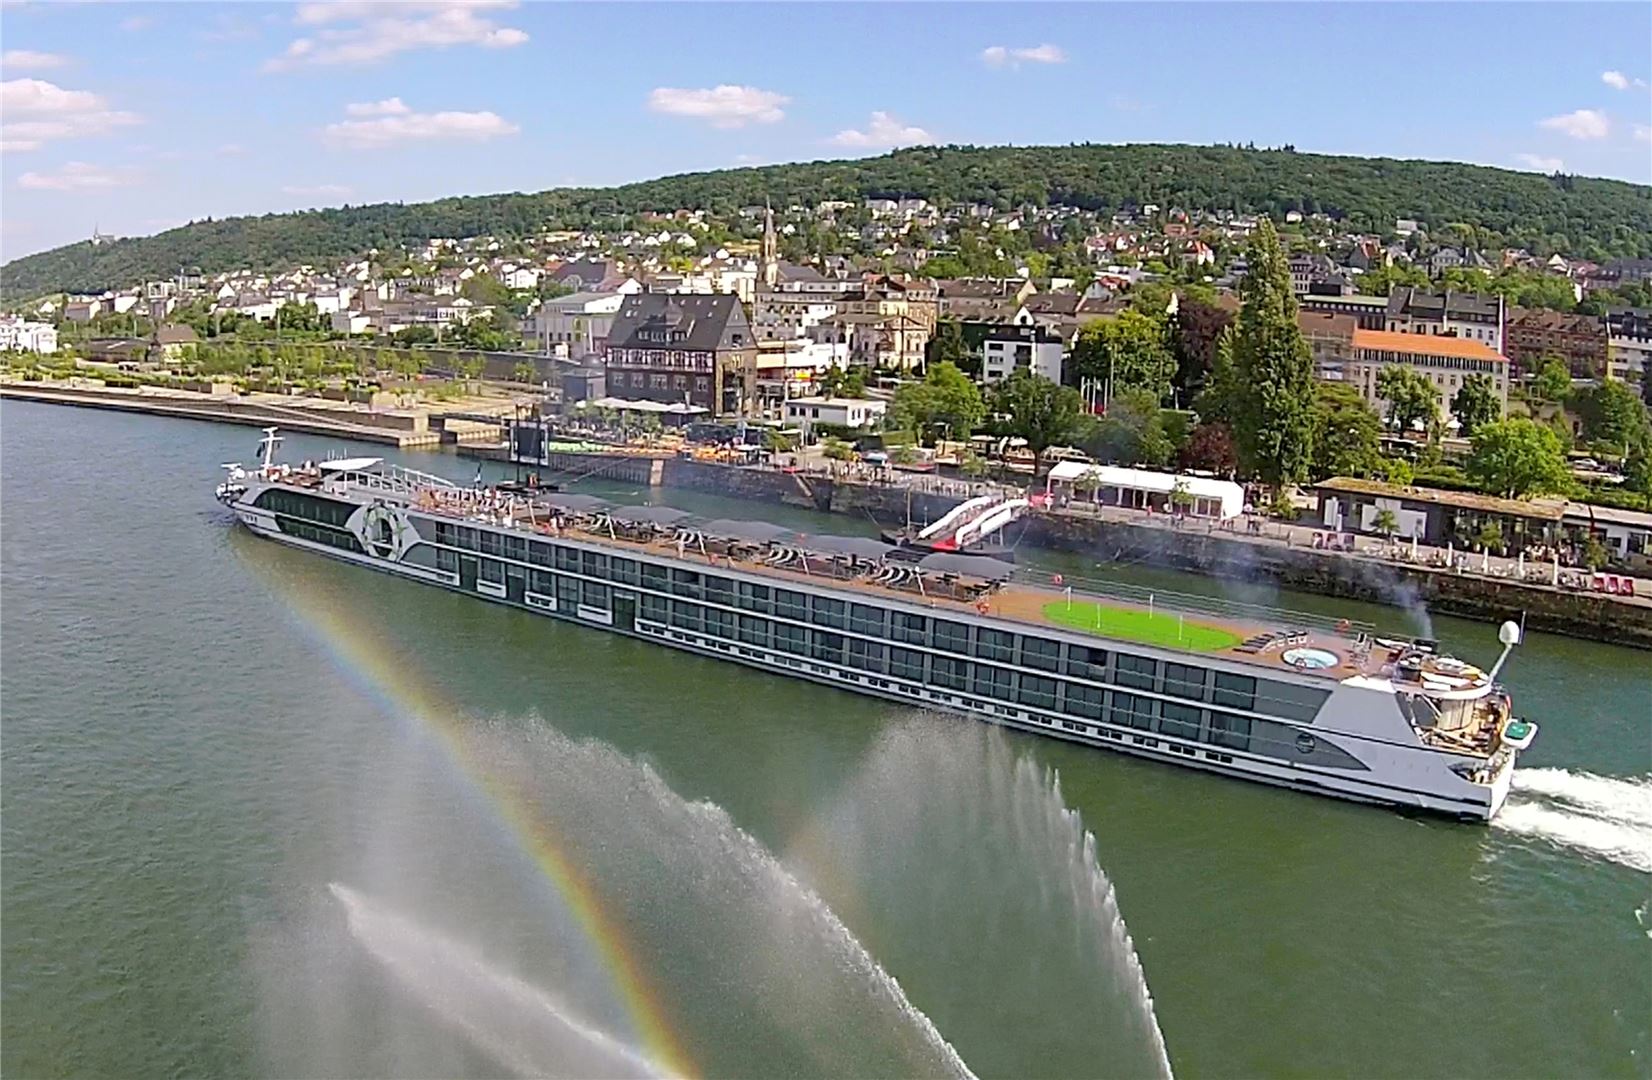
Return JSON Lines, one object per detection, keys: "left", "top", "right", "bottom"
{"left": 265, "top": 0, "right": 528, "bottom": 71}
{"left": 1515, "top": 153, "right": 1564, "bottom": 173}
{"left": 119, "top": 15, "right": 152, "bottom": 32}
{"left": 830, "top": 111, "right": 935, "bottom": 150}
{"left": 1538, "top": 108, "right": 1610, "bottom": 139}
{"left": 1634, "top": 124, "right": 1651, "bottom": 144}
{"left": 16, "top": 160, "right": 140, "bottom": 191}
{"left": 1601, "top": 70, "right": 1647, "bottom": 91}
{"left": 282, "top": 183, "right": 353, "bottom": 198}
{"left": 0, "top": 78, "right": 142, "bottom": 151}
{"left": 217, "top": 142, "right": 247, "bottom": 156}
{"left": 647, "top": 85, "right": 789, "bottom": 128}
{"left": 981, "top": 43, "right": 1067, "bottom": 68}
{"left": 1, "top": 50, "right": 68, "bottom": 72}
{"left": 321, "top": 100, "right": 519, "bottom": 149}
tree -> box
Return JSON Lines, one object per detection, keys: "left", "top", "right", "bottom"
{"left": 1228, "top": 219, "right": 1317, "bottom": 486}
{"left": 1475, "top": 520, "right": 1504, "bottom": 552}
{"left": 1171, "top": 296, "right": 1233, "bottom": 401}
{"left": 1451, "top": 373, "right": 1502, "bottom": 438}
{"left": 1169, "top": 478, "right": 1195, "bottom": 513}
{"left": 1376, "top": 365, "right": 1439, "bottom": 433}
{"left": 1179, "top": 421, "right": 1238, "bottom": 476}
{"left": 819, "top": 364, "right": 867, "bottom": 399}
{"left": 1069, "top": 309, "right": 1176, "bottom": 403}
{"left": 1466, "top": 417, "right": 1572, "bottom": 498}
{"left": 1373, "top": 508, "right": 1399, "bottom": 537}
{"left": 1310, "top": 382, "right": 1383, "bottom": 480}
{"left": 1083, "top": 387, "right": 1172, "bottom": 466}
{"left": 511, "top": 361, "right": 537, "bottom": 385}
{"left": 926, "top": 317, "right": 970, "bottom": 372}
{"left": 888, "top": 361, "right": 984, "bottom": 445}
{"left": 1531, "top": 354, "right": 1572, "bottom": 403}
{"left": 1578, "top": 377, "right": 1651, "bottom": 452}
{"left": 988, "top": 369, "right": 1083, "bottom": 474}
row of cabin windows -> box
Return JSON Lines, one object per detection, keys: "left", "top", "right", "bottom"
{"left": 258, "top": 488, "right": 356, "bottom": 530}
{"left": 276, "top": 517, "right": 364, "bottom": 553}
{"left": 429, "top": 529, "right": 1323, "bottom": 721}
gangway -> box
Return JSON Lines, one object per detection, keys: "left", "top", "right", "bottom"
{"left": 918, "top": 494, "right": 1001, "bottom": 540}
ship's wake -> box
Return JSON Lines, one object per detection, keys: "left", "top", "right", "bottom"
{"left": 1494, "top": 768, "right": 1652, "bottom": 873}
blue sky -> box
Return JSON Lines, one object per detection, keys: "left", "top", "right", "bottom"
{"left": 1, "top": 1, "right": 1648, "bottom": 263}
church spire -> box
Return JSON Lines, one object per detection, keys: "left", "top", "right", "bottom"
{"left": 760, "top": 199, "right": 778, "bottom": 289}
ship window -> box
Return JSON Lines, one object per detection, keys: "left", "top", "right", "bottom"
{"left": 610, "top": 557, "right": 638, "bottom": 585}
{"left": 435, "top": 548, "right": 458, "bottom": 573}
{"left": 1158, "top": 701, "right": 1203, "bottom": 740}
{"left": 774, "top": 622, "right": 807, "bottom": 654}
{"left": 551, "top": 545, "right": 576, "bottom": 571}
{"left": 1164, "top": 663, "right": 1207, "bottom": 701}
{"left": 557, "top": 576, "right": 580, "bottom": 605}
{"left": 848, "top": 603, "right": 885, "bottom": 636}
{"left": 1208, "top": 711, "right": 1252, "bottom": 751}
{"left": 810, "top": 596, "right": 847, "bottom": 629}
{"left": 640, "top": 593, "right": 669, "bottom": 622}
{"left": 738, "top": 615, "right": 770, "bottom": 647}
{"left": 529, "top": 569, "right": 555, "bottom": 594}
{"left": 670, "top": 568, "right": 702, "bottom": 599}
{"left": 581, "top": 581, "right": 610, "bottom": 609}
{"left": 480, "top": 559, "right": 506, "bottom": 584}
{"left": 479, "top": 531, "right": 504, "bottom": 557}
{"left": 504, "top": 535, "right": 527, "bottom": 562}
{"left": 1256, "top": 679, "right": 1331, "bottom": 723}
{"left": 892, "top": 611, "right": 928, "bottom": 645}
{"left": 704, "top": 607, "right": 734, "bottom": 639}
{"left": 774, "top": 589, "right": 807, "bottom": 621}
{"left": 669, "top": 600, "right": 702, "bottom": 631}
{"left": 1212, "top": 673, "right": 1257, "bottom": 711}
{"left": 1115, "top": 654, "right": 1158, "bottom": 691}
{"left": 931, "top": 655, "right": 970, "bottom": 690}
{"left": 971, "top": 663, "right": 1014, "bottom": 701}
{"left": 456, "top": 526, "right": 479, "bottom": 551}
{"left": 1065, "top": 645, "right": 1108, "bottom": 680}
{"left": 581, "top": 550, "right": 609, "bottom": 579}
{"left": 704, "top": 575, "right": 735, "bottom": 607}
{"left": 1020, "top": 636, "right": 1061, "bottom": 672}
{"left": 640, "top": 562, "right": 669, "bottom": 592}
{"left": 738, "top": 582, "right": 772, "bottom": 614}
{"left": 1110, "top": 692, "right": 1157, "bottom": 730}
{"left": 811, "top": 630, "right": 845, "bottom": 663}
{"left": 433, "top": 520, "right": 456, "bottom": 546}
{"left": 974, "top": 628, "right": 1014, "bottom": 662}
{"left": 1065, "top": 682, "right": 1104, "bottom": 719}
{"left": 1018, "top": 674, "right": 1057, "bottom": 709}
{"left": 847, "top": 637, "right": 887, "bottom": 673}
{"left": 529, "top": 541, "right": 554, "bottom": 567}
{"left": 931, "top": 619, "right": 970, "bottom": 654}
{"left": 889, "top": 647, "right": 925, "bottom": 681}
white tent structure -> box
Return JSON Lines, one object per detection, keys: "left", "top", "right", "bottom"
{"left": 1044, "top": 462, "right": 1245, "bottom": 520}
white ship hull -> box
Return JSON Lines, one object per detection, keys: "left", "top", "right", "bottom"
{"left": 227, "top": 487, "right": 1516, "bottom": 822}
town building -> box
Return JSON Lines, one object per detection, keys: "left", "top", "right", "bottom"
{"left": 604, "top": 292, "right": 757, "bottom": 415}
{"left": 1503, "top": 308, "right": 1608, "bottom": 379}
{"left": 1313, "top": 477, "right": 1564, "bottom": 547}
{"left": 1298, "top": 311, "right": 1358, "bottom": 381}
{"left": 1605, "top": 307, "right": 1651, "bottom": 384}
{"left": 1384, "top": 287, "right": 1505, "bottom": 353}
{"left": 1296, "top": 292, "right": 1388, "bottom": 331}
{"left": 782, "top": 395, "right": 887, "bottom": 440}
{"left": 0, "top": 315, "right": 59, "bottom": 354}
{"left": 533, "top": 291, "right": 626, "bottom": 358}
{"left": 1348, "top": 329, "right": 1508, "bottom": 419}
{"left": 981, "top": 325, "right": 1064, "bottom": 384}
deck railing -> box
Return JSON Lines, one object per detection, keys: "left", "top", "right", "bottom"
{"left": 1010, "top": 568, "right": 1379, "bottom": 637}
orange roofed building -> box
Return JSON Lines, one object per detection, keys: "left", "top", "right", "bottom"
{"left": 1348, "top": 329, "right": 1508, "bottom": 422}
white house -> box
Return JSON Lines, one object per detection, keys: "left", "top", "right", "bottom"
{"left": 330, "top": 311, "right": 372, "bottom": 335}
{"left": 533, "top": 291, "right": 626, "bottom": 357}
{"left": 782, "top": 395, "right": 887, "bottom": 440}
{"left": 0, "top": 315, "right": 59, "bottom": 354}
{"left": 981, "top": 327, "right": 1064, "bottom": 384}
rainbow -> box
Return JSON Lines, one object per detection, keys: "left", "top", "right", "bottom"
{"left": 256, "top": 559, "right": 698, "bottom": 1079}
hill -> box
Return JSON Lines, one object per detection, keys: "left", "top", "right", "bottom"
{"left": 4, "top": 143, "right": 1649, "bottom": 299}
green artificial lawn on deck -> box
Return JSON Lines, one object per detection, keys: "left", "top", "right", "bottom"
{"left": 1040, "top": 599, "right": 1243, "bottom": 652}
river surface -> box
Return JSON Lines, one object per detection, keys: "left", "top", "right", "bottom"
{"left": 3, "top": 399, "right": 1649, "bottom": 1079}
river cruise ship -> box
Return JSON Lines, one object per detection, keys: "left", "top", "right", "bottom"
{"left": 218, "top": 432, "right": 1537, "bottom": 820}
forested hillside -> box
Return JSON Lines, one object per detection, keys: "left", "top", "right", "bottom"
{"left": 5, "top": 143, "right": 1649, "bottom": 298}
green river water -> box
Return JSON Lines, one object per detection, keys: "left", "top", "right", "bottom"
{"left": 2, "top": 399, "right": 1648, "bottom": 1079}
